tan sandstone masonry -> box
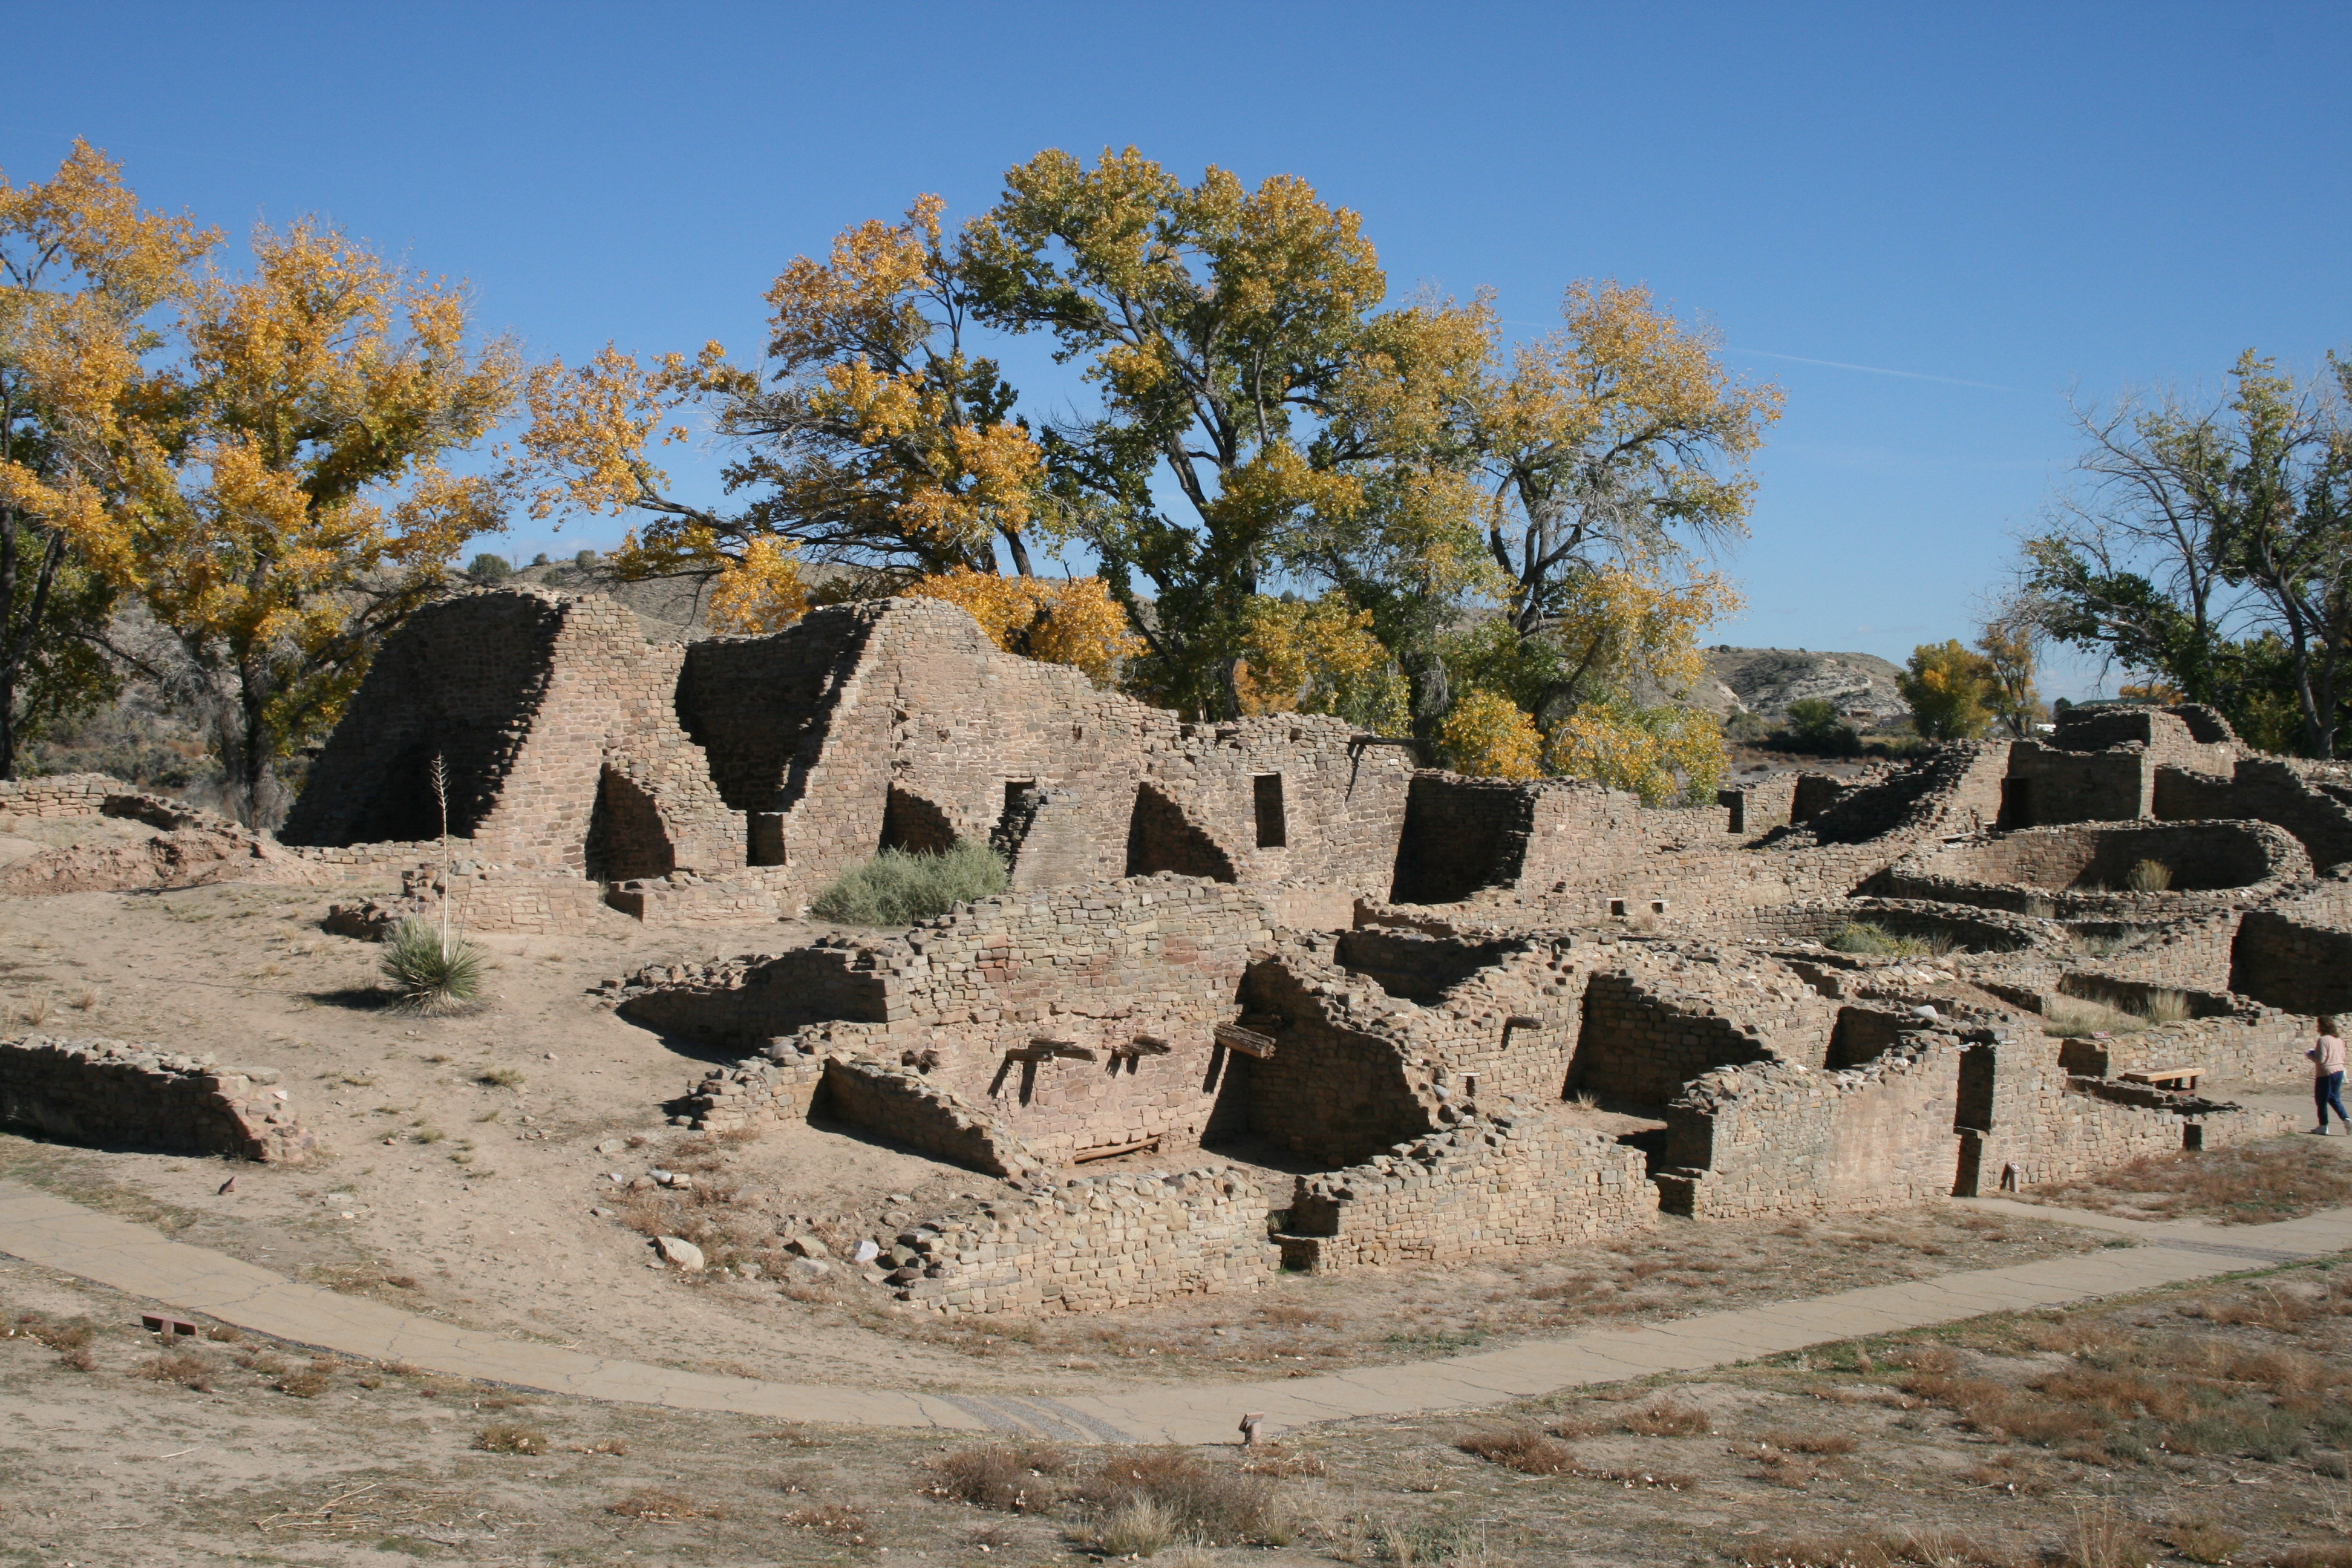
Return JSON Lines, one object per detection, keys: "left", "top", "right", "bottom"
{"left": 0, "top": 1036, "right": 315, "bottom": 1165}
{"left": 1278, "top": 1103, "right": 1656, "bottom": 1272}
{"left": 616, "top": 878, "right": 1274, "bottom": 1163}
{"left": 882, "top": 1166, "right": 1273, "bottom": 1315}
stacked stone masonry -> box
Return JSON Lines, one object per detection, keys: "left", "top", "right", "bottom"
{"left": 0, "top": 1036, "right": 315, "bottom": 1164}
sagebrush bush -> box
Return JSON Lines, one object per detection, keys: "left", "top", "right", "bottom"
{"left": 2125, "top": 857, "right": 2174, "bottom": 892}
{"left": 380, "top": 917, "right": 485, "bottom": 1012}
{"left": 809, "top": 840, "right": 1009, "bottom": 926}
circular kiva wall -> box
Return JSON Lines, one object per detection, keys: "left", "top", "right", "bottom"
{"left": 1877, "top": 819, "right": 2310, "bottom": 915}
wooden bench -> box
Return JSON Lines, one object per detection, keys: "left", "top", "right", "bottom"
{"left": 2119, "top": 1065, "right": 2203, "bottom": 1093}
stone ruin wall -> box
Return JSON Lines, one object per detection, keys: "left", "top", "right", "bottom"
{"left": 1657, "top": 1039, "right": 1969, "bottom": 1218}
{"left": 1568, "top": 956, "right": 1840, "bottom": 1106}
{"left": 1233, "top": 929, "right": 1589, "bottom": 1167}
{"left": 0, "top": 1036, "right": 315, "bottom": 1164}
{"left": 884, "top": 1167, "right": 1273, "bottom": 1316}
{"left": 1279, "top": 1108, "right": 1656, "bottom": 1273}
{"left": 630, "top": 879, "right": 1273, "bottom": 1163}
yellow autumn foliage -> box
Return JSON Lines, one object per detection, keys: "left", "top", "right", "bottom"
{"left": 901, "top": 569, "right": 1138, "bottom": 685}
{"left": 1543, "top": 697, "right": 1728, "bottom": 806}
{"left": 1439, "top": 688, "right": 1543, "bottom": 781}
{"left": 708, "top": 535, "right": 811, "bottom": 633}
{"left": 1236, "top": 595, "right": 1410, "bottom": 736}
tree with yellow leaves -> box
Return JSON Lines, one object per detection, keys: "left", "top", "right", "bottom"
{"left": 1898, "top": 640, "right": 1998, "bottom": 740}
{"left": 901, "top": 567, "right": 1137, "bottom": 685}
{"left": 54, "top": 219, "right": 519, "bottom": 822}
{"left": 1437, "top": 688, "right": 1543, "bottom": 780}
{"left": 0, "top": 141, "right": 214, "bottom": 777}
{"left": 1469, "top": 281, "right": 1782, "bottom": 644}
{"left": 962, "top": 148, "right": 1392, "bottom": 719}
{"left": 1236, "top": 593, "right": 1410, "bottom": 736}
{"left": 521, "top": 196, "right": 1051, "bottom": 607}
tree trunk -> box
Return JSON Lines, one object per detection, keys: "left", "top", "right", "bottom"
{"left": 1000, "top": 526, "right": 1034, "bottom": 577}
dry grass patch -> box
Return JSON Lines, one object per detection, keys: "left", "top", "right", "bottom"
{"left": 1457, "top": 1424, "right": 1578, "bottom": 1474}
{"left": 138, "top": 1350, "right": 214, "bottom": 1390}
{"left": 474, "top": 1423, "right": 548, "bottom": 1454}
{"left": 926, "top": 1442, "right": 1070, "bottom": 1510}
{"left": 1733, "top": 1529, "right": 2025, "bottom": 1567}
{"left": 606, "top": 1485, "right": 720, "bottom": 1520}
{"left": 1070, "top": 1446, "right": 1298, "bottom": 1547}
{"left": 783, "top": 1500, "right": 871, "bottom": 1541}
{"left": 2024, "top": 1140, "right": 2352, "bottom": 1223}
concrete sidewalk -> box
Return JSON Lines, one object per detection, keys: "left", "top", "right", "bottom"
{"left": 4, "top": 1178, "right": 2345, "bottom": 1445}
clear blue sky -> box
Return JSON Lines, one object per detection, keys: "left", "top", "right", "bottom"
{"left": 7, "top": 2, "right": 2347, "bottom": 696}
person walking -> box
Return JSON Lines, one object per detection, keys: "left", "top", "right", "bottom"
{"left": 2311, "top": 1016, "right": 2348, "bottom": 1134}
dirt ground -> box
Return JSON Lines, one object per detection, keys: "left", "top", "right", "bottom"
{"left": 0, "top": 870, "right": 2131, "bottom": 1390}
{"left": 8, "top": 1229, "right": 2352, "bottom": 1565}
{"left": 4, "top": 849, "right": 2349, "bottom": 1566}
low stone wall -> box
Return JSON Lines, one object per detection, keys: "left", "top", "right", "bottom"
{"left": 1875, "top": 820, "right": 2308, "bottom": 913}
{"left": 1975, "top": 1073, "right": 2291, "bottom": 1191}
{"left": 0, "top": 1036, "right": 315, "bottom": 1163}
{"left": 1722, "top": 897, "right": 2049, "bottom": 953}
{"left": 324, "top": 864, "right": 619, "bottom": 938}
{"left": 2231, "top": 907, "right": 2352, "bottom": 1016}
{"left": 605, "top": 870, "right": 791, "bottom": 926}
{"left": 884, "top": 1167, "right": 1272, "bottom": 1315}
{"left": 1278, "top": 1106, "right": 1655, "bottom": 1272}
{"left": 1656, "top": 1037, "right": 1967, "bottom": 1218}
{"left": 814, "top": 1057, "right": 1050, "bottom": 1179}
{"left": 2053, "top": 1005, "right": 2309, "bottom": 1086}
{"left": 1570, "top": 961, "right": 1836, "bottom": 1106}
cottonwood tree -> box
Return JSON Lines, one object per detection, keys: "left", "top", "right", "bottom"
{"left": 2010, "top": 354, "right": 2352, "bottom": 755}
{"left": 522, "top": 195, "right": 1052, "bottom": 613}
{"left": 0, "top": 142, "right": 214, "bottom": 778}
{"left": 62, "top": 221, "right": 520, "bottom": 822}
{"left": 960, "top": 148, "right": 1393, "bottom": 718}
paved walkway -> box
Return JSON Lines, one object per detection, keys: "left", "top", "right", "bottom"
{"left": 3, "top": 1179, "right": 2347, "bottom": 1446}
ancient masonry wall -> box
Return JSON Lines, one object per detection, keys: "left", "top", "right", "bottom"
{"left": 323, "top": 865, "right": 622, "bottom": 939}
{"left": 2232, "top": 907, "right": 2352, "bottom": 1017}
{"left": 282, "top": 587, "right": 743, "bottom": 878}
{"left": 0, "top": 1036, "right": 315, "bottom": 1163}
{"left": 884, "top": 1168, "right": 1273, "bottom": 1315}
{"left": 1569, "top": 958, "right": 1838, "bottom": 1106}
{"left": 1278, "top": 1108, "right": 1656, "bottom": 1272}
{"left": 622, "top": 878, "right": 1274, "bottom": 1163}
{"left": 1233, "top": 929, "right": 1586, "bottom": 1167}
{"left": 2155, "top": 759, "right": 2352, "bottom": 873}
{"left": 1971, "top": 1042, "right": 2292, "bottom": 1189}
{"left": 673, "top": 598, "right": 1414, "bottom": 915}
{"left": 1881, "top": 820, "right": 2308, "bottom": 902}
{"left": 2051, "top": 1005, "right": 2309, "bottom": 1086}
{"left": 815, "top": 1059, "right": 1050, "bottom": 1179}
{"left": 1656, "top": 1039, "right": 1967, "bottom": 1218}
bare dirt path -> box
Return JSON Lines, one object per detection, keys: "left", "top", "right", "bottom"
{"left": 6, "top": 1175, "right": 2346, "bottom": 1447}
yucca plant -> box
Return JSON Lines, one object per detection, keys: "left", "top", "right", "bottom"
{"left": 379, "top": 751, "right": 485, "bottom": 1011}
{"left": 381, "top": 917, "right": 485, "bottom": 1012}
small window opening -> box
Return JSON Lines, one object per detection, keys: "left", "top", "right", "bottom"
{"left": 1252, "top": 773, "right": 1287, "bottom": 848}
{"left": 1005, "top": 779, "right": 1037, "bottom": 817}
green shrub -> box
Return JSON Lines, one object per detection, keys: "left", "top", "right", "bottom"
{"left": 380, "top": 918, "right": 486, "bottom": 1012}
{"left": 810, "top": 840, "right": 1009, "bottom": 926}
{"left": 1823, "top": 921, "right": 1949, "bottom": 958}
{"left": 575, "top": 547, "right": 599, "bottom": 569}
{"left": 468, "top": 552, "right": 512, "bottom": 583}
{"left": 1783, "top": 698, "right": 1860, "bottom": 755}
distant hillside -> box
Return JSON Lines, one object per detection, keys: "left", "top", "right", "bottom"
{"left": 1704, "top": 646, "right": 1911, "bottom": 727}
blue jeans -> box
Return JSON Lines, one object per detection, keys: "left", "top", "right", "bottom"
{"left": 2319, "top": 1072, "right": 2347, "bottom": 1128}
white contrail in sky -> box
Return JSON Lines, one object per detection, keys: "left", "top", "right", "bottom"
{"left": 1730, "top": 348, "right": 2016, "bottom": 393}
